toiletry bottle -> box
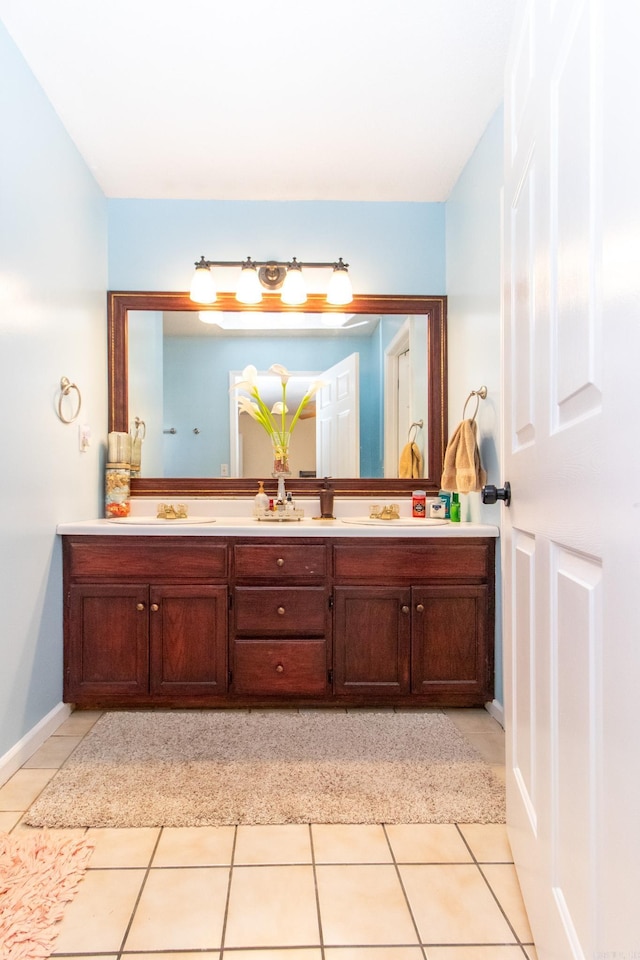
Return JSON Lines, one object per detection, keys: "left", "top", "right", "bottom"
{"left": 412, "top": 490, "right": 426, "bottom": 518}
{"left": 286, "top": 492, "right": 294, "bottom": 516}
{"left": 438, "top": 490, "right": 451, "bottom": 518}
{"left": 254, "top": 480, "right": 269, "bottom": 517}
{"left": 450, "top": 492, "right": 460, "bottom": 522}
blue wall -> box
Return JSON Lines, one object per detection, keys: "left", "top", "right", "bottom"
{"left": 0, "top": 22, "right": 108, "bottom": 760}
{"left": 108, "top": 200, "right": 446, "bottom": 295}
{"left": 446, "top": 106, "right": 504, "bottom": 708}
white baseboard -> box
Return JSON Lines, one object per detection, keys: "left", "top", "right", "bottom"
{"left": 0, "top": 702, "right": 72, "bottom": 787}
{"left": 485, "top": 698, "right": 505, "bottom": 729}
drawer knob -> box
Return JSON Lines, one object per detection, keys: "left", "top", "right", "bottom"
{"left": 401, "top": 605, "right": 410, "bottom": 614}
{"left": 277, "top": 606, "right": 286, "bottom": 615}
{"left": 276, "top": 558, "right": 285, "bottom": 567}
{"left": 150, "top": 603, "right": 159, "bottom": 612}
{"left": 275, "top": 663, "right": 284, "bottom": 673}
{"left": 136, "top": 602, "right": 145, "bottom": 611}
{"left": 416, "top": 603, "right": 425, "bottom": 613}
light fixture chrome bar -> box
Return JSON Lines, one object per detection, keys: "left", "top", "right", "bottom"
{"left": 190, "top": 255, "right": 352, "bottom": 306}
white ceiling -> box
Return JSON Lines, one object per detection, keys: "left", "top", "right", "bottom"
{"left": 0, "top": 1, "right": 516, "bottom": 202}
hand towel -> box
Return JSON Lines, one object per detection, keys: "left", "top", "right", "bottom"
{"left": 399, "top": 442, "right": 423, "bottom": 479}
{"left": 440, "top": 419, "right": 487, "bottom": 493}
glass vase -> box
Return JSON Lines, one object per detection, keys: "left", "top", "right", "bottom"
{"left": 271, "top": 432, "right": 291, "bottom": 476}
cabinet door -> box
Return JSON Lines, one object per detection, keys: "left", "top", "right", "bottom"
{"left": 149, "top": 584, "right": 228, "bottom": 696}
{"left": 333, "top": 586, "right": 411, "bottom": 696}
{"left": 65, "top": 583, "right": 149, "bottom": 699}
{"left": 411, "top": 585, "right": 492, "bottom": 702}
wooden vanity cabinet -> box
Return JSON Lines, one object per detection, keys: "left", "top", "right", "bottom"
{"left": 333, "top": 539, "right": 495, "bottom": 705}
{"left": 62, "top": 533, "right": 495, "bottom": 708}
{"left": 230, "top": 542, "right": 331, "bottom": 698}
{"left": 63, "top": 537, "right": 228, "bottom": 705}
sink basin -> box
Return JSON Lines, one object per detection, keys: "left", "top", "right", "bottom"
{"left": 107, "top": 516, "right": 216, "bottom": 525}
{"left": 341, "top": 517, "right": 448, "bottom": 527}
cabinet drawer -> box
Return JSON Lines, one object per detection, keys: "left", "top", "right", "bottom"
{"left": 233, "top": 640, "right": 328, "bottom": 695}
{"left": 234, "top": 587, "right": 328, "bottom": 636}
{"left": 234, "top": 543, "right": 327, "bottom": 580}
{"left": 66, "top": 537, "right": 227, "bottom": 580}
{"left": 334, "top": 542, "right": 491, "bottom": 581}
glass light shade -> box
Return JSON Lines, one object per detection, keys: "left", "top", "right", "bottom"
{"left": 281, "top": 265, "right": 307, "bottom": 305}
{"left": 190, "top": 265, "right": 217, "bottom": 304}
{"left": 235, "top": 265, "right": 263, "bottom": 304}
{"left": 326, "top": 265, "right": 353, "bottom": 305}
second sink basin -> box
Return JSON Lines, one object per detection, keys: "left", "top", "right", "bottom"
{"left": 341, "top": 517, "right": 449, "bottom": 527}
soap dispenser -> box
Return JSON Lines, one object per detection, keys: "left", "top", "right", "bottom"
{"left": 253, "top": 480, "right": 269, "bottom": 517}
{"left": 319, "top": 478, "right": 335, "bottom": 519}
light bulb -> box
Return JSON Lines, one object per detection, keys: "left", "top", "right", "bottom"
{"left": 235, "top": 263, "right": 263, "bottom": 304}
{"left": 190, "top": 263, "right": 217, "bottom": 304}
{"left": 281, "top": 261, "right": 307, "bottom": 305}
{"left": 326, "top": 259, "right": 353, "bottom": 305}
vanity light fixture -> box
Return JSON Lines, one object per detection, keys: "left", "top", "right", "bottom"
{"left": 189, "top": 255, "right": 353, "bottom": 307}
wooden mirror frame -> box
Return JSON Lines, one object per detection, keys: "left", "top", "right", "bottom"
{"left": 108, "top": 291, "right": 447, "bottom": 497}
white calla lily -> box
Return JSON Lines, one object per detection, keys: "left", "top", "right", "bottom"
{"left": 237, "top": 396, "right": 261, "bottom": 420}
{"left": 231, "top": 361, "right": 326, "bottom": 468}
{"left": 303, "top": 379, "right": 328, "bottom": 401}
{"left": 268, "top": 363, "right": 290, "bottom": 384}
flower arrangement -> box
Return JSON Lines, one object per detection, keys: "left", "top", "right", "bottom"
{"left": 230, "top": 364, "right": 326, "bottom": 474}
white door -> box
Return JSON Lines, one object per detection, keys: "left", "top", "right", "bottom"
{"left": 502, "top": 1, "right": 640, "bottom": 957}
{"left": 316, "top": 352, "right": 360, "bottom": 477}
{"left": 397, "top": 348, "right": 412, "bottom": 464}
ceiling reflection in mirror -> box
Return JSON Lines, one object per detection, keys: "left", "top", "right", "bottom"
{"left": 108, "top": 292, "right": 447, "bottom": 497}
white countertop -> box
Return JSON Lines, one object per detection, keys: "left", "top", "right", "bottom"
{"left": 57, "top": 497, "right": 499, "bottom": 538}
{"left": 57, "top": 517, "right": 499, "bottom": 538}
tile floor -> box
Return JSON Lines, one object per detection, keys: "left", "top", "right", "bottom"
{"left": 0, "top": 708, "right": 538, "bottom": 960}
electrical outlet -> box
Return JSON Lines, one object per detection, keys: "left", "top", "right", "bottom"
{"left": 79, "top": 424, "right": 91, "bottom": 452}
{"left": 220, "top": 463, "right": 229, "bottom": 477}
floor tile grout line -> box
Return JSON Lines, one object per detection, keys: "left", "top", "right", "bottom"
{"left": 309, "top": 822, "right": 327, "bottom": 960}
{"left": 455, "top": 823, "right": 526, "bottom": 948}
{"left": 115, "top": 823, "right": 165, "bottom": 958}
{"left": 218, "top": 823, "right": 239, "bottom": 959}
{"left": 381, "top": 822, "right": 429, "bottom": 960}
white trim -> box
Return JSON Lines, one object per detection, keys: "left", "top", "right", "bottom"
{"left": 485, "top": 698, "right": 505, "bottom": 729}
{"left": 0, "top": 702, "right": 72, "bottom": 787}
{"left": 383, "top": 319, "right": 411, "bottom": 478}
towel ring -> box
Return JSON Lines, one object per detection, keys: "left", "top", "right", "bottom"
{"left": 57, "top": 376, "right": 82, "bottom": 424}
{"left": 408, "top": 419, "right": 424, "bottom": 443}
{"left": 462, "top": 386, "right": 487, "bottom": 422}
{"left": 131, "top": 416, "right": 146, "bottom": 441}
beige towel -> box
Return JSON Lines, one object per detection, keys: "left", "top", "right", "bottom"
{"left": 399, "top": 442, "right": 423, "bottom": 479}
{"left": 441, "top": 419, "right": 487, "bottom": 493}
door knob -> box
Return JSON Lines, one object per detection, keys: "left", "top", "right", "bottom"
{"left": 481, "top": 482, "right": 511, "bottom": 507}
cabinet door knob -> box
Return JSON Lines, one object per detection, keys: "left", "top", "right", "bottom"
{"left": 276, "top": 558, "right": 285, "bottom": 567}
{"left": 401, "top": 605, "right": 410, "bottom": 614}
{"left": 275, "top": 663, "right": 284, "bottom": 673}
{"left": 136, "top": 602, "right": 145, "bottom": 611}
{"left": 150, "top": 603, "right": 159, "bottom": 612}
{"left": 277, "top": 606, "right": 286, "bottom": 615}
{"left": 416, "top": 603, "right": 425, "bottom": 613}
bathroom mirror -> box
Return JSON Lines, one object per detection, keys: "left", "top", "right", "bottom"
{"left": 108, "top": 291, "right": 447, "bottom": 497}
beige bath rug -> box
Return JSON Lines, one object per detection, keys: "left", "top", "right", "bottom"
{"left": 25, "top": 710, "right": 505, "bottom": 828}
{"left": 0, "top": 830, "right": 93, "bottom": 959}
